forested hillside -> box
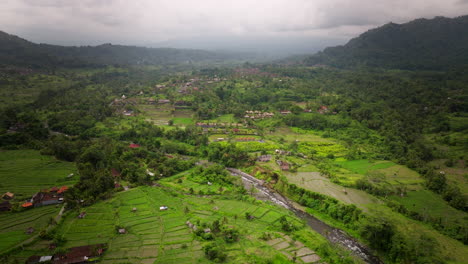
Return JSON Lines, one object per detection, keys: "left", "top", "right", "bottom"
{"left": 0, "top": 31, "right": 250, "bottom": 69}
{"left": 305, "top": 15, "right": 468, "bottom": 70}
{"left": 0, "top": 15, "right": 467, "bottom": 264}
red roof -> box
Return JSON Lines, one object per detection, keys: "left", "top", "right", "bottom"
{"left": 49, "top": 186, "right": 59, "bottom": 192}
{"left": 57, "top": 186, "right": 68, "bottom": 194}
{"left": 22, "top": 202, "right": 33, "bottom": 208}
{"left": 111, "top": 168, "right": 121, "bottom": 177}
{"left": 129, "top": 143, "right": 140, "bottom": 148}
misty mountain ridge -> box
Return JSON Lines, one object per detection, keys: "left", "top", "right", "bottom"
{"left": 0, "top": 30, "right": 256, "bottom": 69}
{"left": 304, "top": 15, "right": 468, "bottom": 70}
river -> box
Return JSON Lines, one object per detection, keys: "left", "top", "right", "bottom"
{"left": 227, "top": 168, "right": 384, "bottom": 264}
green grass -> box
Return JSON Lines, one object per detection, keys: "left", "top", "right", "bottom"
{"left": 9, "top": 186, "right": 341, "bottom": 264}
{"left": 283, "top": 171, "right": 381, "bottom": 208}
{"left": 0, "top": 206, "right": 59, "bottom": 253}
{"left": 0, "top": 150, "right": 77, "bottom": 200}
{"left": 333, "top": 159, "right": 424, "bottom": 189}
{"left": 390, "top": 190, "right": 467, "bottom": 225}
{"left": 206, "top": 114, "right": 236, "bottom": 123}
{"left": 172, "top": 117, "right": 193, "bottom": 126}
{"left": 335, "top": 159, "right": 395, "bottom": 175}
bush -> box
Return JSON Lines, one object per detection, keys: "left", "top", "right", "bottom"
{"left": 203, "top": 242, "right": 227, "bottom": 262}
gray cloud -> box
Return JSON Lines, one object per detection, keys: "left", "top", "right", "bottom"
{"left": 0, "top": 0, "right": 467, "bottom": 54}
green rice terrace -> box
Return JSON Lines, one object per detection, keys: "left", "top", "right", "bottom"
{"left": 1, "top": 18, "right": 468, "bottom": 264}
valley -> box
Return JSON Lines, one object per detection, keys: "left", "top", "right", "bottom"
{"left": 0, "top": 14, "right": 467, "bottom": 264}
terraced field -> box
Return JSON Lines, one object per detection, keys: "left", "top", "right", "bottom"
{"left": 335, "top": 159, "right": 424, "bottom": 190}
{"left": 284, "top": 171, "right": 381, "bottom": 208}
{"left": 44, "top": 186, "right": 328, "bottom": 264}
{"left": 0, "top": 206, "right": 60, "bottom": 253}
{"left": 0, "top": 150, "right": 77, "bottom": 200}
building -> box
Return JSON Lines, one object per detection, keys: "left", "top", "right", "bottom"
{"left": 22, "top": 202, "right": 33, "bottom": 208}
{"left": 31, "top": 192, "right": 62, "bottom": 207}
{"left": 111, "top": 168, "right": 121, "bottom": 177}
{"left": 57, "top": 186, "right": 68, "bottom": 194}
{"left": 257, "top": 155, "right": 272, "bottom": 162}
{"left": 277, "top": 160, "right": 290, "bottom": 171}
{"left": 2, "top": 192, "right": 14, "bottom": 200}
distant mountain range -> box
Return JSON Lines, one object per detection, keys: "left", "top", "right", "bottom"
{"left": 0, "top": 31, "right": 252, "bottom": 68}
{"left": 305, "top": 15, "right": 468, "bottom": 70}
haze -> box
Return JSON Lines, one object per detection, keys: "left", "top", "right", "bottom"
{"left": 2, "top": 0, "right": 468, "bottom": 55}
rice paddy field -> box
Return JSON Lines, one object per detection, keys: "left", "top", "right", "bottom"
{"left": 334, "top": 159, "right": 425, "bottom": 189}
{"left": 390, "top": 190, "right": 467, "bottom": 229}
{"left": 0, "top": 206, "right": 60, "bottom": 254}
{"left": 139, "top": 104, "right": 173, "bottom": 126}
{"left": 0, "top": 150, "right": 77, "bottom": 200}
{"left": 7, "top": 186, "right": 333, "bottom": 264}
{"left": 284, "top": 171, "right": 381, "bottom": 208}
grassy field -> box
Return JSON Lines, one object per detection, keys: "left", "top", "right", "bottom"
{"left": 390, "top": 190, "right": 467, "bottom": 228}
{"left": 6, "top": 186, "right": 342, "bottom": 264}
{"left": 334, "top": 159, "right": 424, "bottom": 190}
{"left": 364, "top": 203, "right": 468, "bottom": 264}
{"left": 139, "top": 104, "right": 173, "bottom": 126}
{"left": 284, "top": 171, "right": 382, "bottom": 209}
{"left": 0, "top": 150, "right": 77, "bottom": 200}
{"left": 0, "top": 206, "right": 60, "bottom": 254}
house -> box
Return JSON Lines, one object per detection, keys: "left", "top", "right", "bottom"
{"left": 31, "top": 192, "right": 61, "bottom": 207}
{"left": 0, "top": 201, "right": 12, "bottom": 211}
{"left": 118, "top": 228, "right": 126, "bottom": 234}
{"left": 111, "top": 168, "right": 121, "bottom": 177}
{"left": 52, "top": 244, "right": 106, "bottom": 264}
{"left": 121, "top": 95, "right": 127, "bottom": 99}
{"left": 257, "top": 155, "right": 271, "bottom": 162}
{"left": 132, "top": 207, "right": 137, "bottom": 212}
{"left": 2, "top": 192, "right": 14, "bottom": 200}
{"left": 318, "top": 105, "right": 329, "bottom": 114}
{"left": 159, "top": 206, "right": 168, "bottom": 211}
{"left": 49, "top": 187, "right": 59, "bottom": 193}
{"left": 129, "top": 143, "right": 140, "bottom": 148}
{"left": 280, "top": 110, "right": 291, "bottom": 115}
{"left": 22, "top": 202, "right": 33, "bottom": 208}
{"left": 57, "top": 186, "right": 68, "bottom": 194}
{"left": 276, "top": 160, "right": 290, "bottom": 171}
{"left": 280, "top": 161, "right": 290, "bottom": 171}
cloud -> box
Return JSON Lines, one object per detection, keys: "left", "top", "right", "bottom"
{"left": 0, "top": 0, "right": 467, "bottom": 52}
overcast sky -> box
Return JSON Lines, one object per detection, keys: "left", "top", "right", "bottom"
{"left": 1, "top": 0, "right": 468, "bottom": 54}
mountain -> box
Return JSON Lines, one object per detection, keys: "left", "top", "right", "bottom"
{"left": 0, "top": 31, "right": 251, "bottom": 69}
{"left": 304, "top": 15, "right": 468, "bottom": 70}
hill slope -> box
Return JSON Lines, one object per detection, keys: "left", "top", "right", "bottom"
{"left": 305, "top": 15, "right": 468, "bottom": 70}
{"left": 0, "top": 31, "right": 249, "bottom": 68}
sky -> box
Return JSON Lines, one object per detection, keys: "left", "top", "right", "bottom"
{"left": 1, "top": 0, "right": 468, "bottom": 55}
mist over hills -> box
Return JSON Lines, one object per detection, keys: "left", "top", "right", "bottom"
{"left": 304, "top": 15, "right": 468, "bottom": 70}
{"left": 0, "top": 30, "right": 255, "bottom": 69}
